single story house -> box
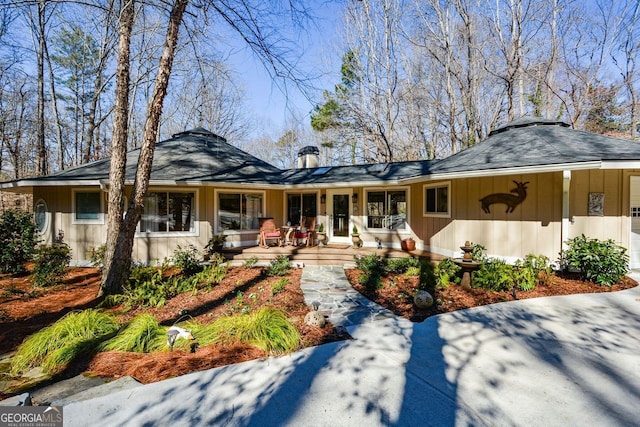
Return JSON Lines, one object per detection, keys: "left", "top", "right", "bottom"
{"left": 2, "top": 117, "right": 640, "bottom": 269}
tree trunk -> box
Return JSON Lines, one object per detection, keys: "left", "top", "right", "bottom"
{"left": 100, "top": 0, "right": 189, "bottom": 296}
{"left": 35, "top": 0, "right": 47, "bottom": 176}
{"left": 99, "top": 0, "right": 135, "bottom": 296}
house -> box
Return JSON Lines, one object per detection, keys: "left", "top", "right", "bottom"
{"left": 2, "top": 117, "right": 640, "bottom": 269}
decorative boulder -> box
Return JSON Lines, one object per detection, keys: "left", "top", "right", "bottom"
{"left": 304, "top": 311, "right": 326, "bottom": 328}
{"left": 414, "top": 290, "right": 434, "bottom": 309}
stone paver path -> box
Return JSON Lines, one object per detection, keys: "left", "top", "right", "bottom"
{"left": 299, "top": 265, "right": 396, "bottom": 328}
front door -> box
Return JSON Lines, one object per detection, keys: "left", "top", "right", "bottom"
{"left": 326, "top": 188, "right": 352, "bottom": 244}
{"left": 630, "top": 177, "right": 640, "bottom": 269}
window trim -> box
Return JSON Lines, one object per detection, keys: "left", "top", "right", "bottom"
{"left": 364, "top": 186, "right": 410, "bottom": 233}
{"left": 214, "top": 189, "right": 266, "bottom": 235}
{"left": 34, "top": 198, "right": 49, "bottom": 234}
{"left": 72, "top": 189, "right": 105, "bottom": 225}
{"left": 136, "top": 188, "right": 199, "bottom": 238}
{"left": 423, "top": 181, "right": 451, "bottom": 218}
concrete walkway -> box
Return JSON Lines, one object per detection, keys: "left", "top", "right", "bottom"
{"left": 61, "top": 267, "right": 640, "bottom": 426}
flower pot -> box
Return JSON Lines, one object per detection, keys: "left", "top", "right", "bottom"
{"left": 401, "top": 238, "right": 416, "bottom": 251}
{"left": 317, "top": 232, "right": 326, "bottom": 245}
{"left": 351, "top": 234, "right": 362, "bottom": 247}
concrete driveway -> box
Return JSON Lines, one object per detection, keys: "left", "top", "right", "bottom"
{"left": 64, "top": 276, "right": 640, "bottom": 426}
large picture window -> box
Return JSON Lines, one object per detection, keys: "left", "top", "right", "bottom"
{"left": 424, "top": 182, "right": 450, "bottom": 217}
{"left": 218, "top": 192, "right": 263, "bottom": 231}
{"left": 366, "top": 190, "right": 407, "bottom": 230}
{"left": 141, "top": 191, "right": 194, "bottom": 232}
{"left": 286, "top": 193, "right": 317, "bottom": 226}
{"left": 73, "top": 190, "right": 103, "bottom": 224}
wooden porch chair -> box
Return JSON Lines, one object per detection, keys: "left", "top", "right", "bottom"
{"left": 259, "top": 217, "right": 281, "bottom": 248}
{"left": 293, "top": 216, "right": 316, "bottom": 247}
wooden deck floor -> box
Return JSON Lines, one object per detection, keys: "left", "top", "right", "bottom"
{"left": 222, "top": 244, "right": 445, "bottom": 265}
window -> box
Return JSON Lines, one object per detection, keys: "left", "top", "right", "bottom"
{"left": 286, "top": 193, "right": 317, "bottom": 226}
{"left": 73, "top": 190, "right": 103, "bottom": 224}
{"left": 366, "top": 190, "right": 407, "bottom": 230}
{"left": 218, "top": 192, "right": 263, "bottom": 231}
{"left": 424, "top": 182, "right": 450, "bottom": 217}
{"left": 141, "top": 191, "right": 194, "bottom": 232}
{"left": 34, "top": 199, "right": 47, "bottom": 233}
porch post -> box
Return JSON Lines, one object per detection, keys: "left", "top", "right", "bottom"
{"left": 562, "top": 170, "right": 571, "bottom": 253}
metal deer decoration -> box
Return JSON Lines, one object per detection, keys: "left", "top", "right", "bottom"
{"left": 480, "top": 181, "right": 529, "bottom": 213}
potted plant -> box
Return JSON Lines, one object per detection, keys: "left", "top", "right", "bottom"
{"left": 401, "top": 237, "right": 416, "bottom": 251}
{"left": 351, "top": 225, "right": 361, "bottom": 247}
{"left": 204, "top": 233, "right": 227, "bottom": 259}
{"left": 316, "top": 223, "right": 326, "bottom": 244}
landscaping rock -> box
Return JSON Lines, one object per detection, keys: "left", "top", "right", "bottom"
{"left": 30, "top": 374, "right": 108, "bottom": 405}
{"left": 304, "top": 311, "right": 326, "bottom": 327}
{"left": 414, "top": 290, "right": 434, "bottom": 309}
{"left": 51, "top": 376, "right": 142, "bottom": 406}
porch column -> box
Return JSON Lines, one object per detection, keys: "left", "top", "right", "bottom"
{"left": 561, "top": 170, "right": 571, "bottom": 253}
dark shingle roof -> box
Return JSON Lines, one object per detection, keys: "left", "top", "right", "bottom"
{"left": 430, "top": 117, "right": 640, "bottom": 174}
{"left": 3, "top": 119, "right": 640, "bottom": 189}
{"left": 20, "top": 128, "right": 283, "bottom": 185}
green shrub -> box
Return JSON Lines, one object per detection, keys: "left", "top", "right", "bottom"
{"left": 89, "top": 244, "right": 106, "bottom": 268}
{"left": 243, "top": 256, "right": 259, "bottom": 268}
{"left": 512, "top": 259, "right": 537, "bottom": 291}
{"left": 10, "top": 309, "right": 119, "bottom": 375}
{"left": 31, "top": 243, "right": 71, "bottom": 287}
{"left": 100, "top": 314, "right": 166, "bottom": 353}
{"left": 434, "top": 258, "right": 461, "bottom": 288}
{"left": 354, "top": 253, "right": 385, "bottom": 290}
{"left": 267, "top": 255, "right": 291, "bottom": 277}
{"left": 0, "top": 210, "right": 39, "bottom": 274}
{"left": 472, "top": 259, "right": 514, "bottom": 291}
{"left": 271, "top": 277, "right": 290, "bottom": 295}
{"left": 561, "top": 234, "right": 628, "bottom": 286}
{"left": 172, "top": 245, "right": 202, "bottom": 276}
{"left": 386, "top": 257, "right": 421, "bottom": 274}
{"left": 471, "top": 243, "right": 488, "bottom": 262}
{"left": 404, "top": 266, "right": 421, "bottom": 277}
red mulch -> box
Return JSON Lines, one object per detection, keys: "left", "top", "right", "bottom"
{"left": 0, "top": 265, "right": 344, "bottom": 387}
{"left": 345, "top": 269, "right": 638, "bottom": 322}
{"left": 1, "top": 263, "right": 637, "bottom": 388}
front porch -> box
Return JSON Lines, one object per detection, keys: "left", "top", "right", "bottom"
{"left": 222, "top": 244, "right": 445, "bottom": 266}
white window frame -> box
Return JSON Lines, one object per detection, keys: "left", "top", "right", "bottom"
{"left": 136, "top": 188, "right": 199, "bottom": 238}
{"left": 364, "top": 186, "right": 410, "bottom": 234}
{"left": 423, "top": 181, "right": 451, "bottom": 218}
{"left": 215, "top": 189, "right": 266, "bottom": 235}
{"left": 72, "top": 189, "right": 105, "bottom": 225}
{"left": 34, "top": 198, "right": 49, "bottom": 234}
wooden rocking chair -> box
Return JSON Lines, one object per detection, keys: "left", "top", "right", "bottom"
{"left": 259, "top": 217, "right": 281, "bottom": 248}
{"left": 293, "top": 216, "right": 316, "bottom": 247}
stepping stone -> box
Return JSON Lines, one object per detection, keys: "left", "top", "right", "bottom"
{"left": 0, "top": 392, "right": 31, "bottom": 406}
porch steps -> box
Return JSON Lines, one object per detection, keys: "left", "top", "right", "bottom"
{"left": 222, "top": 245, "right": 442, "bottom": 266}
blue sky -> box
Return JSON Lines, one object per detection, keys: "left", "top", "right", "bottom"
{"left": 227, "top": 1, "right": 345, "bottom": 137}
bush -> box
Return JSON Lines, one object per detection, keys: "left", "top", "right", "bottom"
{"left": 89, "top": 244, "right": 106, "bottom": 268}
{"left": 10, "top": 309, "right": 119, "bottom": 375}
{"left": 471, "top": 243, "right": 488, "bottom": 262}
{"left": 271, "top": 277, "right": 290, "bottom": 295}
{"left": 32, "top": 243, "right": 72, "bottom": 287}
{"left": 172, "top": 245, "right": 202, "bottom": 276}
{"left": 354, "top": 253, "right": 385, "bottom": 290}
{"left": 267, "top": 255, "right": 291, "bottom": 277}
{"left": 243, "top": 256, "right": 259, "bottom": 268}
{"left": 561, "top": 234, "right": 628, "bottom": 286}
{"left": 0, "top": 210, "right": 39, "bottom": 274}
{"left": 386, "top": 257, "right": 421, "bottom": 274}
{"left": 472, "top": 259, "right": 515, "bottom": 292}
{"left": 434, "top": 258, "right": 461, "bottom": 288}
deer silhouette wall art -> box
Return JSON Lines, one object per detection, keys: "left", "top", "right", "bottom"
{"left": 480, "top": 181, "right": 529, "bottom": 213}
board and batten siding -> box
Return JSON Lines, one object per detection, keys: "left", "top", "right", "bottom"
{"left": 420, "top": 173, "right": 564, "bottom": 262}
